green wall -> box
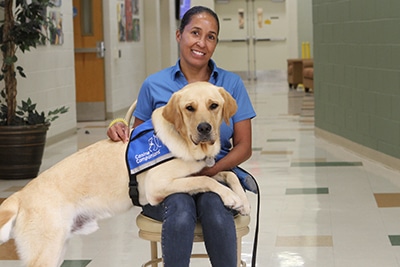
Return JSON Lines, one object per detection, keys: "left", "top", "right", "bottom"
{"left": 313, "top": 0, "right": 400, "bottom": 159}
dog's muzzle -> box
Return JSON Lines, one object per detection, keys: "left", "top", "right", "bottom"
{"left": 197, "top": 122, "right": 211, "bottom": 135}
{"left": 191, "top": 122, "right": 215, "bottom": 145}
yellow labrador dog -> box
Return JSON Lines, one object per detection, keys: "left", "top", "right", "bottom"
{"left": 0, "top": 82, "right": 250, "bottom": 267}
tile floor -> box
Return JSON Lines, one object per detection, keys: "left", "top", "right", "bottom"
{"left": 2, "top": 71, "right": 400, "bottom": 266}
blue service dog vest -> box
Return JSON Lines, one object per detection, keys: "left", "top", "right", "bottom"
{"left": 126, "top": 119, "right": 174, "bottom": 206}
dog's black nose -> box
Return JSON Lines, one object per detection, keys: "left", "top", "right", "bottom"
{"left": 197, "top": 122, "right": 212, "bottom": 134}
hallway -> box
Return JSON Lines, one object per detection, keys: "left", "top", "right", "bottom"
{"left": 1, "top": 72, "right": 400, "bottom": 266}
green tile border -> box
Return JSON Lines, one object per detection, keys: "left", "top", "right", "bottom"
{"left": 267, "top": 138, "right": 296, "bottom": 142}
{"left": 291, "top": 162, "right": 363, "bottom": 167}
{"left": 389, "top": 235, "right": 400, "bottom": 246}
{"left": 286, "top": 187, "right": 329, "bottom": 195}
{"left": 61, "top": 260, "right": 91, "bottom": 267}
{"left": 261, "top": 150, "right": 293, "bottom": 155}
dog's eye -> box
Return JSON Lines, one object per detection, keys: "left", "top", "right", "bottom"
{"left": 210, "top": 103, "right": 219, "bottom": 110}
{"left": 186, "top": 105, "right": 195, "bottom": 112}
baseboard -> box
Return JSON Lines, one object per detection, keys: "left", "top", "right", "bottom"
{"left": 315, "top": 127, "right": 400, "bottom": 172}
{"left": 76, "top": 102, "right": 106, "bottom": 121}
{"left": 45, "top": 128, "right": 77, "bottom": 147}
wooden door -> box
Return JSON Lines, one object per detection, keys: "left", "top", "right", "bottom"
{"left": 73, "top": 0, "right": 106, "bottom": 121}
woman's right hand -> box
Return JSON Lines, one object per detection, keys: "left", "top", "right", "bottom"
{"left": 107, "top": 122, "right": 130, "bottom": 143}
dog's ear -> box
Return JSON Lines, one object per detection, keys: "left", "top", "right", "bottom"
{"left": 218, "top": 87, "right": 238, "bottom": 125}
{"left": 162, "top": 93, "right": 184, "bottom": 131}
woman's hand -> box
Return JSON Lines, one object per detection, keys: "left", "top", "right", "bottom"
{"left": 107, "top": 122, "right": 130, "bottom": 142}
{"left": 197, "top": 165, "right": 219, "bottom": 177}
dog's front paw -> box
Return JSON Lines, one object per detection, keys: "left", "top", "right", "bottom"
{"left": 221, "top": 191, "right": 243, "bottom": 212}
{"left": 239, "top": 200, "right": 251, "bottom": 215}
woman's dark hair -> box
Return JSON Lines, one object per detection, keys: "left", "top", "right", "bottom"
{"left": 179, "top": 6, "right": 220, "bottom": 34}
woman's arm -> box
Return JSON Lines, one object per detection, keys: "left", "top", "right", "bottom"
{"left": 199, "top": 119, "right": 252, "bottom": 177}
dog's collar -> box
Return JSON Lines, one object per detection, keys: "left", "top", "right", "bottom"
{"left": 201, "top": 156, "right": 215, "bottom": 167}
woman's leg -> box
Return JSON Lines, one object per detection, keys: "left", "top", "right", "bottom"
{"left": 196, "top": 192, "right": 237, "bottom": 267}
{"left": 143, "top": 193, "right": 197, "bottom": 267}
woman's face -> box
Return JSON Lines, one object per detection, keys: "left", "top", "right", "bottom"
{"left": 176, "top": 12, "right": 219, "bottom": 70}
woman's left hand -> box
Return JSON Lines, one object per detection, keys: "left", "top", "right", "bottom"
{"left": 197, "top": 165, "right": 219, "bottom": 177}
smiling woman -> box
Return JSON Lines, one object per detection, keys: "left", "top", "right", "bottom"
{"left": 107, "top": 6, "right": 256, "bottom": 267}
{"left": 176, "top": 9, "right": 219, "bottom": 83}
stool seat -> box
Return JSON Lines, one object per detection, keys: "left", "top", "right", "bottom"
{"left": 136, "top": 213, "right": 250, "bottom": 267}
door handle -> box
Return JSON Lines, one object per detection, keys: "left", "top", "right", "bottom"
{"left": 96, "top": 41, "right": 105, "bottom": 58}
{"left": 74, "top": 41, "right": 105, "bottom": 58}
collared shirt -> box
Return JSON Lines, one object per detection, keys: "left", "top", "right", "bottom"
{"left": 134, "top": 59, "right": 256, "bottom": 156}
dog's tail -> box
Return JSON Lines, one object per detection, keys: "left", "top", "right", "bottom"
{"left": 0, "top": 195, "right": 19, "bottom": 244}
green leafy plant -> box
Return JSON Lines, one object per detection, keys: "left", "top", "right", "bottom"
{"left": 0, "top": 0, "right": 68, "bottom": 126}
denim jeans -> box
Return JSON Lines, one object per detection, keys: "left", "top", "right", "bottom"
{"left": 142, "top": 192, "right": 237, "bottom": 267}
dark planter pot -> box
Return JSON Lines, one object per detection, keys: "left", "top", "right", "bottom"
{"left": 0, "top": 123, "right": 49, "bottom": 179}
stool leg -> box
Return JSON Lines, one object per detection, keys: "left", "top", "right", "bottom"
{"left": 150, "top": 241, "right": 158, "bottom": 267}
{"left": 237, "top": 237, "right": 242, "bottom": 267}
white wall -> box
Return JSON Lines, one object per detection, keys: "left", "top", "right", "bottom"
{"left": 16, "top": 0, "right": 77, "bottom": 140}
{"left": 104, "top": 0, "right": 147, "bottom": 118}
{"left": 160, "top": 0, "right": 179, "bottom": 69}
{"left": 144, "top": 0, "right": 178, "bottom": 75}
{"left": 105, "top": 0, "right": 177, "bottom": 117}
{"left": 297, "top": 0, "right": 313, "bottom": 57}
{"left": 143, "top": 0, "right": 162, "bottom": 76}
{"left": 192, "top": 0, "right": 214, "bottom": 9}
{"left": 287, "top": 0, "right": 299, "bottom": 59}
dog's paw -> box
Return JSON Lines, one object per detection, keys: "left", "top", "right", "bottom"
{"left": 221, "top": 191, "right": 243, "bottom": 212}
{"left": 238, "top": 200, "right": 251, "bottom": 215}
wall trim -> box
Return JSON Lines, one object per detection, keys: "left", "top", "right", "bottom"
{"left": 46, "top": 128, "right": 77, "bottom": 147}
{"left": 106, "top": 106, "right": 130, "bottom": 121}
{"left": 315, "top": 127, "right": 400, "bottom": 172}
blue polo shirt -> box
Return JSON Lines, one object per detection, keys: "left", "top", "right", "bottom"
{"left": 134, "top": 59, "right": 256, "bottom": 158}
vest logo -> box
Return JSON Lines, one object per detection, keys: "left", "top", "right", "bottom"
{"left": 127, "top": 119, "right": 174, "bottom": 176}
{"left": 135, "top": 134, "right": 163, "bottom": 165}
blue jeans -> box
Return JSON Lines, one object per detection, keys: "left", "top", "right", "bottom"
{"left": 142, "top": 192, "right": 237, "bottom": 267}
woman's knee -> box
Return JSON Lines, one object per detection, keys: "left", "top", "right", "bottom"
{"left": 163, "top": 193, "right": 197, "bottom": 225}
{"left": 196, "top": 192, "right": 233, "bottom": 223}
{"left": 196, "top": 192, "right": 226, "bottom": 212}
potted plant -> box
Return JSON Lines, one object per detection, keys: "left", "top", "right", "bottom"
{"left": 0, "top": 0, "right": 68, "bottom": 179}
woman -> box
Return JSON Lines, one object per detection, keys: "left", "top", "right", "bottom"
{"left": 108, "top": 6, "right": 256, "bottom": 267}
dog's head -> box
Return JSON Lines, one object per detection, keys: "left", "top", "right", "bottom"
{"left": 162, "top": 82, "right": 237, "bottom": 147}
